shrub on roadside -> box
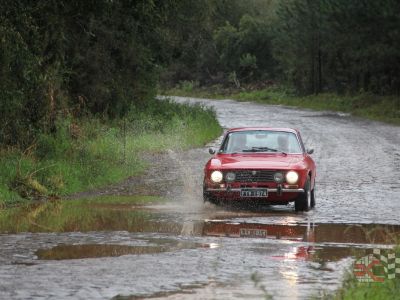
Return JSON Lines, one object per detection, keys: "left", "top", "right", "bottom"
{"left": 0, "top": 99, "right": 221, "bottom": 207}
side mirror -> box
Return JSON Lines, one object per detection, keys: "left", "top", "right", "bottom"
{"left": 208, "top": 148, "right": 216, "bottom": 155}
{"left": 306, "top": 148, "right": 314, "bottom": 155}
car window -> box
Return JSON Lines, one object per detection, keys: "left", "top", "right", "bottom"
{"left": 222, "top": 131, "right": 302, "bottom": 154}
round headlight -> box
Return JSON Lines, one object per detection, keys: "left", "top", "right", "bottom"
{"left": 210, "top": 171, "right": 223, "bottom": 183}
{"left": 274, "top": 172, "right": 284, "bottom": 183}
{"left": 286, "top": 171, "right": 299, "bottom": 184}
{"left": 225, "top": 172, "right": 236, "bottom": 182}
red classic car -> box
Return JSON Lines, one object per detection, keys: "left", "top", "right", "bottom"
{"left": 203, "top": 127, "right": 316, "bottom": 211}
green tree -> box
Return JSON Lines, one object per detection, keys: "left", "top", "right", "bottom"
{"left": 273, "top": 0, "right": 400, "bottom": 95}
{"left": 0, "top": 0, "right": 181, "bottom": 146}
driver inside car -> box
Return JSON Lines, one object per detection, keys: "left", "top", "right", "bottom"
{"left": 231, "top": 134, "right": 247, "bottom": 152}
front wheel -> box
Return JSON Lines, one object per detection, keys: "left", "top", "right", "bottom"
{"left": 203, "top": 185, "right": 219, "bottom": 205}
{"left": 203, "top": 194, "right": 219, "bottom": 205}
{"left": 311, "top": 184, "right": 316, "bottom": 208}
{"left": 295, "top": 178, "right": 312, "bottom": 212}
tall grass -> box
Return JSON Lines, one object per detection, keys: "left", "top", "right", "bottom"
{"left": 0, "top": 99, "right": 222, "bottom": 207}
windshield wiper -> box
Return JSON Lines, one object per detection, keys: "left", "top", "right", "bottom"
{"left": 243, "top": 147, "right": 287, "bottom": 155}
{"left": 243, "top": 146, "right": 277, "bottom": 152}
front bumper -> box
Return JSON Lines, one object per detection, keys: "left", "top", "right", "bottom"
{"left": 205, "top": 188, "right": 304, "bottom": 193}
{"left": 204, "top": 186, "right": 304, "bottom": 202}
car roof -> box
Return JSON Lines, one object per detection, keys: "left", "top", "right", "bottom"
{"left": 227, "top": 127, "right": 299, "bottom": 134}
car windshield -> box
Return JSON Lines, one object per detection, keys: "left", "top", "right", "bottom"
{"left": 220, "top": 130, "right": 302, "bottom": 154}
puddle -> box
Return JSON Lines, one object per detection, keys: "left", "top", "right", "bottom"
{"left": 0, "top": 201, "right": 174, "bottom": 234}
{"left": 36, "top": 241, "right": 213, "bottom": 260}
{"left": 87, "top": 203, "right": 151, "bottom": 210}
{"left": 201, "top": 220, "right": 400, "bottom": 268}
{"left": 251, "top": 244, "right": 369, "bottom": 263}
{"left": 202, "top": 221, "right": 400, "bottom": 245}
{"left": 112, "top": 282, "right": 212, "bottom": 300}
{"left": 6, "top": 198, "right": 399, "bottom": 246}
{"left": 307, "top": 246, "right": 371, "bottom": 263}
{"left": 36, "top": 244, "right": 168, "bottom": 260}
{"left": 11, "top": 261, "right": 37, "bottom": 266}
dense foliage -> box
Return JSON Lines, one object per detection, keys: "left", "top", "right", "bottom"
{"left": 1, "top": 0, "right": 400, "bottom": 148}
{"left": 273, "top": 0, "right": 400, "bottom": 95}
{"left": 0, "top": 0, "right": 179, "bottom": 146}
{"left": 163, "top": 0, "right": 400, "bottom": 97}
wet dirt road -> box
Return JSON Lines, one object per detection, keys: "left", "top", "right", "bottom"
{"left": 1, "top": 97, "right": 400, "bottom": 299}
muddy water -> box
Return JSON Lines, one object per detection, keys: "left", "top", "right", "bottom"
{"left": 1, "top": 97, "right": 400, "bottom": 300}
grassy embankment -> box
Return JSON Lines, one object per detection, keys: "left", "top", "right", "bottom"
{"left": 0, "top": 99, "right": 222, "bottom": 208}
{"left": 165, "top": 83, "right": 400, "bottom": 125}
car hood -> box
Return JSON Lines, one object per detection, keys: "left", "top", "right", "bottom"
{"left": 210, "top": 154, "right": 303, "bottom": 169}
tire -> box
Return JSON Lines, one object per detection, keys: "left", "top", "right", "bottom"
{"left": 202, "top": 181, "right": 208, "bottom": 203}
{"left": 204, "top": 195, "right": 219, "bottom": 205}
{"left": 203, "top": 185, "right": 219, "bottom": 205}
{"left": 203, "top": 188, "right": 209, "bottom": 203}
{"left": 295, "top": 177, "right": 312, "bottom": 212}
{"left": 310, "top": 183, "right": 316, "bottom": 208}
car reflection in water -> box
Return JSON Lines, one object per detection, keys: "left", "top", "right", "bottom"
{"left": 202, "top": 220, "right": 316, "bottom": 261}
{"left": 202, "top": 221, "right": 315, "bottom": 242}
{"left": 201, "top": 220, "right": 400, "bottom": 263}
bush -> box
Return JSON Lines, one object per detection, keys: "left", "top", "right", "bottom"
{"left": 0, "top": 100, "right": 221, "bottom": 206}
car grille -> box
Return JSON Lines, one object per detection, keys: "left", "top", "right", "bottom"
{"left": 233, "top": 170, "right": 276, "bottom": 182}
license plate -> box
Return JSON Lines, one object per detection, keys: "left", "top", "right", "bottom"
{"left": 240, "top": 188, "right": 268, "bottom": 198}
{"left": 240, "top": 228, "right": 267, "bottom": 238}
